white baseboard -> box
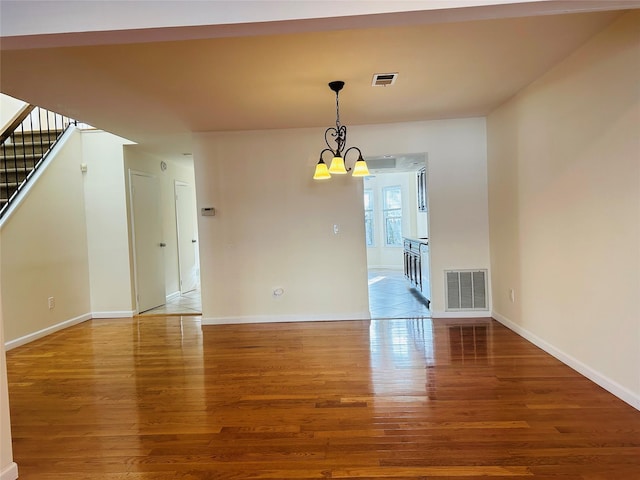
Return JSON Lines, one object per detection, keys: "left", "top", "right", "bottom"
{"left": 4, "top": 312, "right": 92, "bottom": 351}
{"left": 431, "top": 310, "right": 491, "bottom": 319}
{"left": 91, "top": 310, "right": 135, "bottom": 319}
{"left": 202, "top": 312, "right": 371, "bottom": 326}
{"left": 166, "top": 291, "right": 180, "bottom": 302}
{"left": 0, "top": 462, "right": 18, "bottom": 480}
{"left": 492, "top": 310, "right": 640, "bottom": 411}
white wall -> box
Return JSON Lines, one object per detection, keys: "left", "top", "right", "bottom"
{"left": 365, "top": 171, "right": 420, "bottom": 269}
{"left": 0, "top": 1, "right": 568, "bottom": 39}
{"left": 487, "top": 11, "right": 640, "bottom": 408}
{"left": 194, "top": 117, "right": 489, "bottom": 321}
{"left": 82, "top": 131, "right": 135, "bottom": 316}
{"left": 0, "top": 130, "right": 91, "bottom": 345}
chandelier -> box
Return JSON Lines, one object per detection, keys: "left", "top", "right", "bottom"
{"left": 313, "top": 81, "right": 370, "bottom": 180}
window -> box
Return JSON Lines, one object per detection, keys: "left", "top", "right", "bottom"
{"left": 363, "top": 189, "right": 374, "bottom": 246}
{"left": 383, "top": 186, "right": 402, "bottom": 246}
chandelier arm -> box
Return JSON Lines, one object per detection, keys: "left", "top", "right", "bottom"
{"left": 318, "top": 148, "right": 335, "bottom": 161}
{"left": 343, "top": 146, "right": 362, "bottom": 159}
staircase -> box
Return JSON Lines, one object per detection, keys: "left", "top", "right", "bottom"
{"left": 1, "top": 105, "right": 76, "bottom": 219}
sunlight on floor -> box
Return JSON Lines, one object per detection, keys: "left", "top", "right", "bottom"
{"left": 368, "top": 275, "right": 386, "bottom": 286}
{"left": 368, "top": 268, "right": 430, "bottom": 319}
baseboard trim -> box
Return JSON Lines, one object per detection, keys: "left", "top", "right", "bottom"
{"left": 166, "top": 291, "right": 180, "bottom": 302}
{"left": 492, "top": 310, "right": 640, "bottom": 411}
{"left": 0, "top": 462, "right": 18, "bottom": 480}
{"left": 4, "top": 312, "right": 92, "bottom": 351}
{"left": 202, "top": 312, "right": 371, "bottom": 326}
{"left": 91, "top": 310, "right": 135, "bottom": 319}
{"left": 431, "top": 310, "right": 491, "bottom": 319}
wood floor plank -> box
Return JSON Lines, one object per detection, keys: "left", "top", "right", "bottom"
{"left": 6, "top": 316, "right": 640, "bottom": 479}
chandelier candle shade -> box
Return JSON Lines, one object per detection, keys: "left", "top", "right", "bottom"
{"left": 313, "top": 81, "right": 370, "bottom": 180}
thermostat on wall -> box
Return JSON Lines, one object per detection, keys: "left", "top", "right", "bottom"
{"left": 201, "top": 207, "right": 216, "bottom": 216}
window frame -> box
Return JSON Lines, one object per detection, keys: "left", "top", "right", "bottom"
{"left": 363, "top": 189, "right": 375, "bottom": 247}
{"left": 382, "top": 185, "right": 403, "bottom": 247}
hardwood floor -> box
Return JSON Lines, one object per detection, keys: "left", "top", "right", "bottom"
{"left": 6, "top": 316, "right": 640, "bottom": 479}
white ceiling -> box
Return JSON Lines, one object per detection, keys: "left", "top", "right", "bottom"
{"left": 1, "top": 1, "right": 637, "bottom": 161}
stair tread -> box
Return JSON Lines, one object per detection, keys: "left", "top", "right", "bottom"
{"left": 4, "top": 139, "right": 55, "bottom": 144}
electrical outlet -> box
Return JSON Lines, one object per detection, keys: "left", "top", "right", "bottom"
{"left": 509, "top": 289, "right": 515, "bottom": 303}
{"left": 48, "top": 296, "right": 55, "bottom": 309}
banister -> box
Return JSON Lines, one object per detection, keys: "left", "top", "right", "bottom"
{"left": 0, "top": 103, "right": 36, "bottom": 145}
{"left": 1, "top": 105, "right": 78, "bottom": 219}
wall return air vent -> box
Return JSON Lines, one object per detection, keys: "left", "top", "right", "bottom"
{"left": 445, "top": 270, "right": 488, "bottom": 311}
{"left": 372, "top": 73, "right": 398, "bottom": 87}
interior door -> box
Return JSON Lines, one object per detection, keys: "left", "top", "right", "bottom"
{"left": 130, "top": 171, "right": 165, "bottom": 312}
{"left": 175, "top": 181, "right": 199, "bottom": 294}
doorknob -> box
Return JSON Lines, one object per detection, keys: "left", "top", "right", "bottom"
{"left": 159, "top": 242, "right": 167, "bottom": 247}
{"left": 192, "top": 239, "right": 197, "bottom": 243}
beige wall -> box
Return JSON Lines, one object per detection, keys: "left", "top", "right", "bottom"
{"left": 0, "top": 265, "right": 18, "bottom": 479}
{"left": 194, "top": 117, "right": 489, "bottom": 321}
{"left": 82, "top": 131, "right": 135, "bottom": 315}
{"left": 0, "top": 130, "right": 91, "bottom": 345}
{"left": 354, "top": 119, "right": 490, "bottom": 316}
{"left": 123, "top": 146, "right": 198, "bottom": 303}
{"left": 487, "top": 11, "right": 640, "bottom": 407}
{"left": 0, "top": 94, "right": 26, "bottom": 132}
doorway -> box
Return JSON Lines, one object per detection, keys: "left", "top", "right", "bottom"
{"left": 175, "top": 181, "right": 200, "bottom": 294}
{"left": 136, "top": 177, "right": 202, "bottom": 317}
{"left": 363, "top": 153, "right": 431, "bottom": 319}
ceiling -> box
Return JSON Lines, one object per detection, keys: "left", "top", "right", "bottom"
{"left": 0, "top": 2, "right": 636, "bottom": 161}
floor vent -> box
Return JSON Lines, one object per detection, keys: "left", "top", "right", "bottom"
{"left": 445, "top": 270, "right": 487, "bottom": 311}
{"left": 372, "top": 72, "right": 398, "bottom": 87}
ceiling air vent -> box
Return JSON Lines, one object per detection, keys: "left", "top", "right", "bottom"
{"left": 372, "top": 73, "right": 398, "bottom": 87}
{"left": 366, "top": 157, "right": 397, "bottom": 170}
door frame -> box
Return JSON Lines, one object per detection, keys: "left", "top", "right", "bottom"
{"left": 174, "top": 180, "right": 199, "bottom": 294}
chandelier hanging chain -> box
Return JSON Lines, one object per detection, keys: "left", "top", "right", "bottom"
{"left": 335, "top": 88, "right": 341, "bottom": 128}
{"left": 324, "top": 82, "right": 347, "bottom": 154}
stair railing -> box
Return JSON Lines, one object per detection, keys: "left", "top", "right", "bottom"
{"left": 0, "top": 105, "right": 78, "bottom": 219}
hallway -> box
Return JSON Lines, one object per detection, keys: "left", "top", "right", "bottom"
{"left": 139, "top": 289, "right": 202, "bottom": 316}
{"left": 368, "top": 268, "right": 430, "bottom": 319}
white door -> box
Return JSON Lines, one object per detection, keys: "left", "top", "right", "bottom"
{"left": 175, "top": 181, "right": 199, "bottom": 294}
{"left": 130, "top": 171, "right": 165, "bottom": 312}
